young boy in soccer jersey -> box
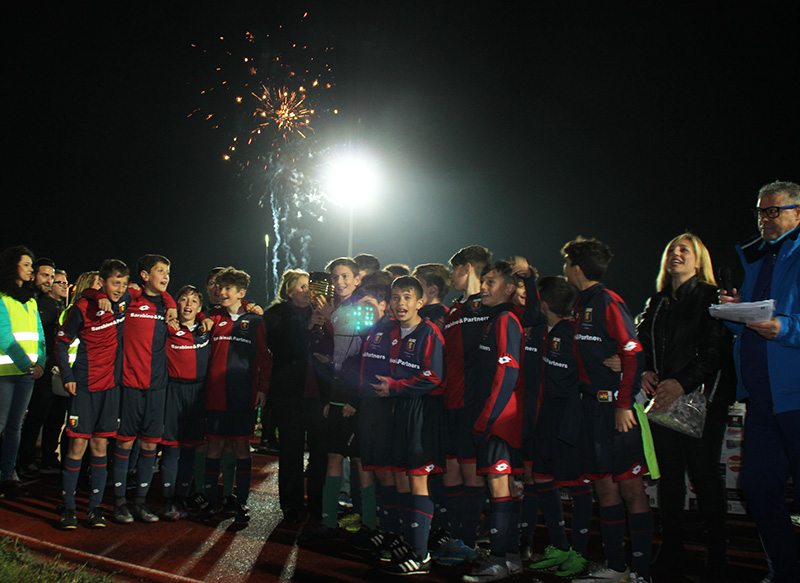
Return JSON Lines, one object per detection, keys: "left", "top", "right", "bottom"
{"left": 526, "top": 276, "right": 589, "bottom": 578}
{"left": 56, "top": 259, "right": 131, "bottom": 530}
{"left": 462, "top": 261, "right": 527, "bottom": 582}
{"left": 161, "top": 285, "right": 211, "bottom": 520}
{"left": 437, "top": 245, "right": 492, "bottom": 564}
{"left": 562, "top": 238, "right": 653, "bottom": 583}
{"left": 200, "top": 267, "right": 271, "bottom": 524}
{"left": 370, "top": 276, "right": 446, "bottom": 576}
{"left": 111, "top": 254, "right": 177, "bottom": 524}
{"left": 412, "top": 263, "right": 451, "bottom": 330}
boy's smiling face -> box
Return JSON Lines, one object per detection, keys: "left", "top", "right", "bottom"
{"left": 178, "top": 292, "right": 202, "bottom": 324}
{"left": 102, "top": 273, "right": 130, "bottom": 303}
{"left": 142, "top": 261, "right": 170, "bottom": 295}
{"left": 330, "top": 265, "right": 360, "bottom": 300}
{"left": 218, "top": 284, "right": 246, "bottom": 309}
{"left": 480, "top": 269, "right": 515, "bottom": 308}
{"left": 391, "top": 286, "right": 424, "bottom": 326}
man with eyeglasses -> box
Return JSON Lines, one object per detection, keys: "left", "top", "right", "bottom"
{"left": 49, "top": 270, "right": 69, "bottom": 308}
{"left": 720, "top": 180, "right": 800, "bottom": 583}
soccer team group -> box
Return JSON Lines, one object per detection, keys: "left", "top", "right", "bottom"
{"left": 55, "top": 238, "right": 655, "bottom": 583}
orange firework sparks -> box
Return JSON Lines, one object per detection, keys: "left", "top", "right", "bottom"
{"left": 251, "top": 84, "right": 314, "bottom": 139}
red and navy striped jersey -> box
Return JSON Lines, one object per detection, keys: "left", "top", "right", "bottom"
{"left": 167, "top": 322, "right": 211, "bottom": 381}
{"left": 385, "top": 319, "right": 445, "bottom": 398}
{"left": 474, "top": 303, "right": 525, "bottom": 448}
{"left": 121, "top": 291, "right": 176, "bottom": 390}
{"left": 359, "top": 315, "right": 397, "bottom": 396}
{"left": 542, "top": 319, "right": 580, "bottom": 400}
{"left": 55, "top": 291, "right": 131, "bottom": 392}
{"left": 205, "top": 307, "right": 271, "bottom": 411}
{"left": 442, "top": 292, "right": 489, "bottom": 409}
{"left": 573, "top": 283, "right": 643, "bottom": 410}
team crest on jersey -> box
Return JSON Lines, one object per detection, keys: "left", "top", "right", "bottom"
{"left": 551, "top": 337, "right": 561, "bottom": 351}
{"left": 118, "top": 302, "right": 126, "bottom": 313}
{"left": 69, "top": 415, "right": 79, "bottom": 428}
{"left": 583, "top": 308, "right": 593, "bottom": 322}
{"left": 471, "top": 298, "right": 481, "bottom": 310}
{"left": 240, "top": 319, "right": 250, "bottom": 330}
{"left": 406, "top": 338, "right": 416, "bottom": 352}
{"left": 374, "top": 332, "right": 383, "bottom": 344}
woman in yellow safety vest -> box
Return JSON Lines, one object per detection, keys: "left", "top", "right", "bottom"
{"left": 0, "top": 245, "right": 46, "bottom": 498}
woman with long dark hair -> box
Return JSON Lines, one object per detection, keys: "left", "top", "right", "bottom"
{"left": 636, "top": 233, "right": 734, "bottom": 583}
{"left": 0, "top": 245, "right": 46, "bottom": 497}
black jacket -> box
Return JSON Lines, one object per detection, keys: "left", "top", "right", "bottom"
{"left": 636, "top": 276, "right": 735, "bottom": 408}
{"left": 264, "top": 301, "right": 313, "bottom": 402}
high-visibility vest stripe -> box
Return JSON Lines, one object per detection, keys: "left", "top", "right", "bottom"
{"left": 0, "top": 294, "right": 41, "bottom": 375}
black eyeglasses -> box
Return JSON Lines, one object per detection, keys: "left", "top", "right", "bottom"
{"left": 54, "top": 281, "right": 69, "bottom": 285}
{"left": 753, "top": 204, "right": 799, "bottom": 219}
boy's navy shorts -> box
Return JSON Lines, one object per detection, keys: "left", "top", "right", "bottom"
{"left": 444, "top": 405, "right": 478, "bottom": 464}
{"left": 532, "top": 397, "right": 586, "bottom": 485}
{"left": 206, "top": 408, "right": 256, "bottom": 441}
{"left": 476, "top": 434, "right": 523, "bottom": 476}
{"left": 323, "top": 403, "right": 359, "bottom": 457}
{"left": 359, "top": 396, "right": 394, "bottom": 471}
{"left": 66, "top": 386, "right": 119, "bottom": 439}
{"left": 162, "top": 378, "right": 206, "bottom": 447}
{"left": 118, "top": 385, "right": 166, "bottom": 443}
{"left": 581, "top": 396, "right": 648, "bottom": 481}
{"left": 391, "top": 395, "right": 446, "bottom": 476}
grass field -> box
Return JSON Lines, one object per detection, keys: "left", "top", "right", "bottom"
{"left": 0, "top": 537, "right": 113, "bottom": 583}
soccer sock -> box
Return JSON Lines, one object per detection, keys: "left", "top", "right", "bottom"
{"left": 536, "top": 481, "right": 569, "bottom": 551}
{"left": 599, "top": 503, "right": 627, "bottom": 572}
{"left": 235, "top": 457, "right": 252, "bottom": 507}
{"left": 628, "top": 510, "right": 653, "bottom": 578}
{"left": 204, "top": 457, "right": 222, "bottom": 505}
{"left": 88, "top": 455, "right": 107, "bottom": 508}
{"left": 112, "top": 443, "right": 131, "bottom": 500}
{"left": 490, "top": 496, "right": 514, "bottom": 558}
{"left": 442, "top": 484, "right": 463, "bottom": 535}
{"left": 350, "top": 463, "right": 362, "bottom": 515}
{"left": 177, "top": 447, "right": 195, "bottom": 499}
{"left": 398, "top": 490, "right": 413, "bottom": 541}
{"left": 61, "top": 456, "right": 82, "bottom": 510}
{"left": 221, "top": 451, "right": 236, "bottom": 498}
{"left": 461, "top": 484, "right": 486, "bottom": 548}
{"left": 193, "top": 449, "right": 205, "bottom": 494}
{"left": 135, "top": 447, "right": 157, "bottom": 502}
{"left": 520, "top": 483, "right": 540, "bottom": 539}
{"left": 321, "top": 475, "right": 343, "bottom": 528}
{"left": 410, "top": 494, "right": 434, "bottom": 558}
{"left": 507, "top": 497, "right": 521, "bottom": 553}
{"left": 428, "top": 474, "right": 444, "bottom": 531}
{"left": 379, "top": 483, "right": 400, "bottom": 535}
{"left": 360, "top": 483, "right": 377, "bottom": 530}
{"left": 161, "top": 445, "right": 180, "bottom": 500}
{"left": 569, "top": 483, "right": 593, "bottom": 557}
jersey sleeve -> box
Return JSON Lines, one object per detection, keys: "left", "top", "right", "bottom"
{"left": 161, "top": 292, "right": 177, "bottom": 310}
{"left": 605, "top": 300, "right": 643, "bottom": 409}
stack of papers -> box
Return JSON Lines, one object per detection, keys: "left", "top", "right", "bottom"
{"left": 708, "top": 300, "right": 775, "bottom": 323}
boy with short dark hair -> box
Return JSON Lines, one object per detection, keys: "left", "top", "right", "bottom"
{"left": 562, "top": 237, "right": 652, "bottom": 583}
{"left": 56, "top": 259, "right": 131, "bottom": 529}
{"left": 161, "top": 285, "right": 211, "bottom": 520}
{"left": 413, "top": 263, "right": 451, "bottom": 329}
{"left": 200, "top": 267, "right": 271, "bottom": 524}
{"left": 112, "top": 254, "right": 177, "bottom": 525}
{"left": 371, "top": 276, "right": 446, "bottom": 575}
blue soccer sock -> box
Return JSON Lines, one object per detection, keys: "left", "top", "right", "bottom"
{"left": 490, "top": 496, "right": 515, "bottom": 557}
{"left": 378, "top": 483, "right": 400, "bottom": 535}
{"left": 428, "top": 474, "right": 444, "bottom": 531}
{"left": 628, "top": 510, "right": 653, "bottom": 578}
{"left": 461, "top": 484, "right": 486, "bottom": 547}
{"left": 537, "top": 481, "right": 569, "bottom": 551}
{"left": 176, "top": 447, "right": 195, "bottom": 499}
{"left": 442, "top": 483, "right": 463, "bottom": 535}
{"left": 61, "top": 456, "right": 82, "bottom": 510}
{"left": 521, "top": 483, "right": 540, "bottom": 539}
{"left": 135, "top": 447, "right": 157, "bottom": 503}
{"left": 112, "top": 443, "right": 131, "bottom": 500}
{"left": 235, "top": 457, "right": 252, "bottom": 507}
{"left": 569, "top": 483, "right": 594, "bottom": 557}
{"left": 89, "top": 455, "right": 108, "bottom": 508}
{"left": 161, "top": 445, "right": 180, "bottom": 500}
{"left": 410, "top": 494, "right": 434, "bottom": 558}
{"left": 507, "top": 497, "right": 521, "bottom": 553}
{"left": 204, "top": 457, "right": 222, "bottom": 505}
{"left": 398, "top": 490, "right": 413, "bottom": 541}
{"left": 599, "top": 503, "right": 627, "bottom": 572}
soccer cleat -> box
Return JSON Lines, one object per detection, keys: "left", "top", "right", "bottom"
{"left": 338, "top": 512, "right": 362, "bottom": 533}
{"left": 223, "top": 494, "right": 238, "bottom": 514}
{"left": 86, "top": 507, "right": 106, "bottom": 528}
{"left": 554, "top": 549, "right": 588, "bottom": 577}
{"left": 197, "top": 501, "right": 223, "bottom": 522}
{"left": 505, "top": 552, "right": 523, "bottom": 576}
{"left": 431, "top": 537, "right": 459, "bottom": 561}
{"left": 350, "top": 527, "right": 385, "bottom": 551}
{"left": 131, "top": 503, "right": 160, "bottom": 523}
{"left": 528, "top": 545, "right": 573, "bottom": 570}
{"left": 462, "top": 555, "right": 509, "bottom": 582}
{"left": 380, "top": 551, "right": 432, "bottom": 576}
{"left": 571, "top": 565, "right": 630, "bottom": 583}
{"left": 628, "top": 573, "right": 651, "bottom": 583}
{"left": 58, "top": 507, "right": 78, "bottom": 530}
{"left": 187, "top": 491, "right": 209, "bottom": 510}
{"left": 298, "top": 522, "right": 339, "bottom": 542}
{"left": 113, "top": 504, "right": 134, "bottom": 524}
{"left": 163, "top": 500, "right": 183, "bottom": 521}
{"left": 437, "top": 539, "right": 479, "bottom": 565}
{"left": 234, "top": 504, "right": 250, "bottom": 524}
{"left": 519, "top": 535, "right": 533, "bottom": 562}
{"left": 377, "top": 538, "right": 414, "bottom": 563}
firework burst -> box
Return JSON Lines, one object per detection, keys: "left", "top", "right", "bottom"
{"left": 251, "top": 84, "right": 314, "bottom": 140}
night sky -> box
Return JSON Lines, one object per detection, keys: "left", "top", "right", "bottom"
{"left": 5, "top": 2, "right": 798, "bottom": 313}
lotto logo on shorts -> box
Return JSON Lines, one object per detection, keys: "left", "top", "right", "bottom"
{"left": 494, "top": 461, "right": 510, "bottom": 472}
{"left": 632, "top": 464, "right": 642, "bottom": 475}
{"left": 69, "top": 415, "right": 79, "bottom": 428}
{"left": 424, "top": 464, "right": 435, "bottom": 474}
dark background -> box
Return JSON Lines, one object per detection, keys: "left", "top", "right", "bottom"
{"left": 5, "top": 1, "right": 798, "bottom": 312}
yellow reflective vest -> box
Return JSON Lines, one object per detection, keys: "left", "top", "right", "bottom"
{"left": 0, "top": 293, "right": 45, "bottom": 376}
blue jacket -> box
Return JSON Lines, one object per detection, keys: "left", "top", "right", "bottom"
{"left": 730, "top": 224, "right": 800, "bottom": 412}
